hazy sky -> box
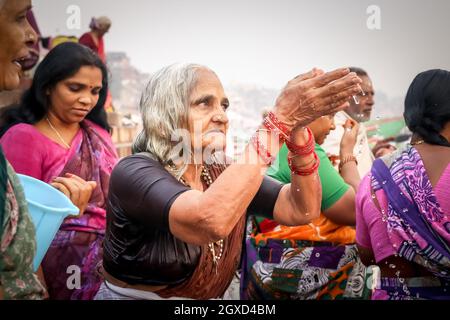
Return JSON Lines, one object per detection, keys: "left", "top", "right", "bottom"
{"left": 33, "top": 0, "right": 450, "bottom": 99}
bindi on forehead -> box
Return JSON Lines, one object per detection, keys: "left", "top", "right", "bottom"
{"left": 70, "top": 66, "right": 102, "bottom": 82}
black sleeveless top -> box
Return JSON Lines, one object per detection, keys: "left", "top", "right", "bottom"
{"left": 103, "top": 154, "right": 283, "bottom": 286}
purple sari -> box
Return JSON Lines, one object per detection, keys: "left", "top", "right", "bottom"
{"left": 41, "top": 120, "right": 118, "bottom": 300}
{"left": 370, "top": 146, "right": 450, "bottom": 299}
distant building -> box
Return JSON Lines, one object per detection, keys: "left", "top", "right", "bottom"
{"left": 106, "top": 52, "right": 149, "bottom": 113}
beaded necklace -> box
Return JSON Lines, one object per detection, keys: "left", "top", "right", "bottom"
{"left": 178, "top": 165, "right": 224, "bottom": 274}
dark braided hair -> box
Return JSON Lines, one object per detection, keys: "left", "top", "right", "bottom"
{"left": 404, "top": 69, "right": 450, "bottom": 147}
{"left": 0, "top": 42, "right": 110, "bottom": 137}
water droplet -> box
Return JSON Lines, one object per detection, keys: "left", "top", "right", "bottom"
{"left": 399, "top": 278, "right": 405, "bottom": 284}
{"left": 389, "top": 264, "right": 396, "bottom": 269}
{"left": 315, "top": 253, "right": 320, "bottom": 258}
{"left": 382, "top": 180, "right": 387, "bottom": 185}
{"left": 402, "top": 285, "right": 410, "bottom": 295}
{"left": 395, "top": 271, "right": 401, "bottom": 277}
{"left": 296, "top": 188, "right": 300, "bottom": 192}
{"left": 371, "top": 194, "right": 376, "bottom": 199}
{"left": 402, "top": 208, "right": 409, "bottom": 213}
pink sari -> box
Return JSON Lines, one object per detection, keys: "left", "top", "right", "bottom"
{"left": 39, "top": 120, "right": 118, "bottom": 300}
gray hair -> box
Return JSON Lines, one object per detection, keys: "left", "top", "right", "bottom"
{"left": 133, "top": 63, "right": 207, "bottom": 179}
{"left": 91, "top": 16, "right": 111, "bottom": 32}
{"left": 349, "top": 67, "right": 368, "bottom": 77}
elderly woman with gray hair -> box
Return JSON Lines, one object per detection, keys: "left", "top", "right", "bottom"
{"left": 96, "top": 63, "right": 363, "bottom": 300}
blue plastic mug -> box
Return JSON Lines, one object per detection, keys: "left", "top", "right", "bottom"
{"left": 17, "top": 174, "right": 79, "bottom": 271}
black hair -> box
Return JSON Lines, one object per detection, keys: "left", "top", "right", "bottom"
{"left": 0, "top": 42, "right": 110, "bottom": 137}
{"left": 404, "top": 69, "right": 450, "bottom": 147}
{"left": 349, "top": 67, "right": 368, "bottom": 77}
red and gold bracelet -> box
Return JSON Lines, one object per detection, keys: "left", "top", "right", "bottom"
{"left": 259, "top": 111, "right": 317, "bottom": 169}
{"left": 263, "top": 111, "right": 291, "bottom": 141}
{"left": 288, "top": 152, "right": 320, "bottom": 176}
{"left": 250, "top": 133, "right": 275, "bottom": 165}
{"left": 285, "top": 127, "right": 315, "bottom": 156}
{"left": 287, "top": 152, "right": 316, "bottom": 168}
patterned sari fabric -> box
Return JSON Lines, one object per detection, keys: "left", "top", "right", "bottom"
{"left": 241, "top": 215, "right": 370, "bottom": 300}
{"left": 370, "top": 146, "right": 450, "bottom": 300}
{"left": 41, "top": 121, "right": 117, "bottom": 300}
{"left": 157, "top": 158, "right": 247, "bottom": 300}
{"left": 0, "top": 157, "right": 46, "bottom": 299}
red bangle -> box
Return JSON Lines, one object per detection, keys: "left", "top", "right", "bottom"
{"left": 250, "top": 134, "right": 275, "bottom": 165}
{"left": 288, "top": 152, "right": 320, "bottom": 176}
{"left": 285, "top": 127, "right": 315, "bottom": 156}
{"left": 263, "top": 111, "right": 291, "bottom": 141}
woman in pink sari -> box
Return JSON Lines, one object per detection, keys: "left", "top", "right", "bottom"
{"left": 356, "top": 69, "right": 450, "bottom": 300}
{"left": 0, "top": 42, "right": 118, "bottom": 299}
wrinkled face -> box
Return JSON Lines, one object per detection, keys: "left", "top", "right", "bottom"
{"left": 47, "top": 66, "right": 103, "bottom": 125}
{"left": 0, "top": 0, "right": 36, "bottom": 91}
{"left": 308, "top": 114, "right": 336, "bottom": 145}
{"left": 346, "top": 75, "right": 375, "bottom": 123}
{"left": 188, "top": 69, "right": 229, "bottom": 160}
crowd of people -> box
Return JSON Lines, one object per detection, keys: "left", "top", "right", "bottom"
{"left": 0, "top": 0, "right": 449, "bottom": 301}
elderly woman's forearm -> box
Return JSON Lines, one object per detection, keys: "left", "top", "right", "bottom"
{"left": 284, "top": 128, "right": 322, "bottom": 223}
{"left": 196, "top": 146, "right": 274, "bottom": 240}
{"left": 290, "top": 174, "right": 321, "bottom": 220}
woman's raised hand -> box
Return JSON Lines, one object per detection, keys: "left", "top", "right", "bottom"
{"left": 340, "top": 119, "right": 360, "bottom": 156}
{"left": 50, "top": 173, "right": 97, "bottom": 216}
{"left": 273, "top": 68, "right": 362, "bottom": 129}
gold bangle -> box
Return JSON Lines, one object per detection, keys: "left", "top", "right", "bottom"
{"left": 288, "top": 152, "right": 316, "bottom": 168}
{"left": 339, "top": 154, "right": 358, "bottom": 172}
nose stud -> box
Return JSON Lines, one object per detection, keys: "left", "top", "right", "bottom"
{"left": 27, "top": 32, "right": 35, "bottom": 41}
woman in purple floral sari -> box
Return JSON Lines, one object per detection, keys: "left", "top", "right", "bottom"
{"left": 0, "top": 43, "right": 118, "bottom": 299}
{"left": 356, "top": 69, "right": 450, "bottom": 300}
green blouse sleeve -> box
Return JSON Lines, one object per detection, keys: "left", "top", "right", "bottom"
{"left": 266, "top": 144, "right": 291, "bottom": 184}
{"left": 315, "top": 144, "right": 349, "bottom": 211}
{"left": 266, "top": 143, "right": 349, "bottom": 211}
